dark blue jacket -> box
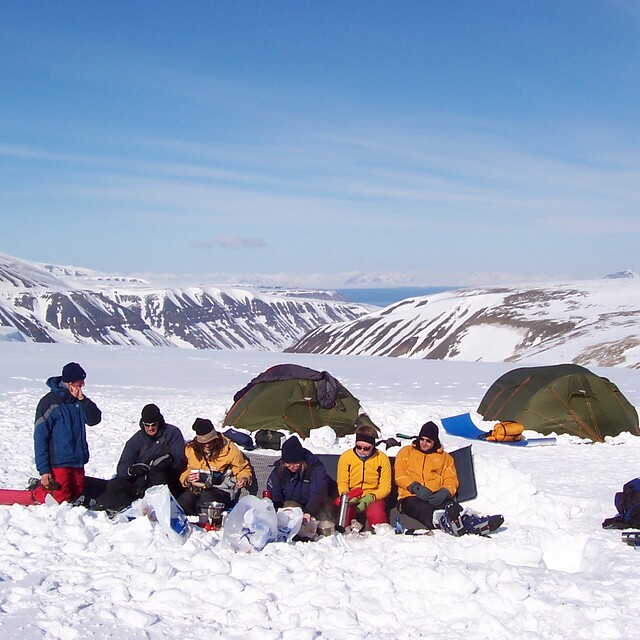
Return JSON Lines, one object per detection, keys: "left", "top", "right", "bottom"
{"left": 34, "top": 376, "right": 102, "bottom": 474}
{"left": 266, "top": 450, "right": 329, "bottom": 517}
{"left": 116, "top": 422, "right": 187, "bottom": 480}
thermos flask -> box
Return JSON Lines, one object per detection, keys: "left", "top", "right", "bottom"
{"left": 337, "top": 492, "right": 349, "bottom": 532}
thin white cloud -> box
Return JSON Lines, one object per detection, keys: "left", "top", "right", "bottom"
{"left": 129, "top": 267, "right": 591, "bottom": 290}
{"left": 3, "top": 58, "right": 640, "bottom": 242}
{"left": 6, "top": 107, "right": 640, "bottom": 239}
{"left": 215, "top": 236, "right": 267, "bottom": 249}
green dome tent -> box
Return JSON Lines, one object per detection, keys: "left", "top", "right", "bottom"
{"left": 222, "top": 363, "right": 376, "bottom": 438}
{"left": 477, "top": 364, "right": 639, "bottom": 442}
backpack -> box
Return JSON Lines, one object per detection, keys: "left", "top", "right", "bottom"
{"left": 479, "top": 420, "right": 524, "bottom": 442}
{"left": 223, "top": 428, "right": 255, "bottom": 451}
{"left": 254, "top": 429, "right": 285, "bottom": 451}
{"left": 614, "top": 478, "right": 640, "bottom": 528}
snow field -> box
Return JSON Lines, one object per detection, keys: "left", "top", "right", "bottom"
{"left": 1, "top": 342, "right": 640, "bottom": 639}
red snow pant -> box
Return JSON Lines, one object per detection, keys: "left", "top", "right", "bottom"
{"left": 33, "top": 467, "right": 85, "bottom": 504}
{"left": 345, "top": 498, "right": 388, "bottom": 527}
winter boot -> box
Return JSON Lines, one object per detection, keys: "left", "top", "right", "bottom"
{"left": 438, "top": 500, "right": 466, "bottom": 537}
{"left": 462, "top": 513, "right": 504, "bottom": 536}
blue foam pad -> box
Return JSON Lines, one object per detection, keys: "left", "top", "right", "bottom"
{"left": 441, "top": 412, "right": 557, "bottom": 447}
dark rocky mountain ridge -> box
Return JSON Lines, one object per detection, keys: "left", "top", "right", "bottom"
{"left": 0, "top": 253, "right": 370, "bottom": 350}
{"left": 287, "top": 277, "right": 640, "bottom": 368}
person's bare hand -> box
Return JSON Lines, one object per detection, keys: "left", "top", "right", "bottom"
{"left": 236, "top": 477, "right": 249, "bottom": 489}
{"left": 67, "top": 382, "right": 85, "bottom": 400}
{"left": 40, "top": 473, "right": 52, "bottom": 489}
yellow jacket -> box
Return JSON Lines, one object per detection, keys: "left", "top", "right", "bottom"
{"left": 336, "top": 448, "right": 392, "bottom": 501}
{"left": 394, "top": 444, "right": 459, "bottom": 501}
{"left": 179, "top": 435, "right": 252, "bottom": 487}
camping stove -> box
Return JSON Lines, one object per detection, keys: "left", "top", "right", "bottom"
{"left": 199, "top": 501, "right": 225, "bottom": 529}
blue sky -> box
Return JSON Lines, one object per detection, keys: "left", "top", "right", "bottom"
{"left": 1, "top": 1, "right": 639, "bottom": 287}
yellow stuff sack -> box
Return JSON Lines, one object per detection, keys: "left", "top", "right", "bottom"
{"left": 482, "top": 420, "right": 525, "bottom": 442}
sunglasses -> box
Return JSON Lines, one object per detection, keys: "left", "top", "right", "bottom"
{"left": 419, "top": 437, "right": 434, "bottom": 443}
{"left": 143, "top": 422, "right": 158, "bottom": 427}
{"left": 355, "top": 444, "right": 373, "bottom": 452}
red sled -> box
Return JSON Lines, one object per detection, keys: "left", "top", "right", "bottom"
{"left": 0, "top": 489, "right": 37, "bottom": 506}
{"left": 0, "top": 477, "right": 108, "bottom": 507}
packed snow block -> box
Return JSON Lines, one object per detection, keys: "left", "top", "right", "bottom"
{"left": 242, "top": 445, "right": 477, "bottom": 531}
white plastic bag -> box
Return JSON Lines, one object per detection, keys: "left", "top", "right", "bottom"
{"left": 276, "top": 506, "right": 303, "bottom": 542}
{"left": 222, "top": 495, "right": 278, "bottom": 552}
{"left": 117, "top": 484, "right": 191, "bottom": 546}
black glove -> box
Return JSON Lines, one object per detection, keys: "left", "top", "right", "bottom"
{"left": 149, "top": 453, "right": 173, "bottom": 471}
{"left": 426, "top": 488, "right": 451, "bottom": 506}
{"left": 408, "top": 481, "right": 432, "bottom": 502}
{"left": 128, "top": 463, "right": 149, "bottom": 477}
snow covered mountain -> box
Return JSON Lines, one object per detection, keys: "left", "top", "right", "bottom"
{"left": 287, "top": 277, "right": 640, "bottom": 368}
{"left": 0, "top": 253, "right": 370, "bottom": 350}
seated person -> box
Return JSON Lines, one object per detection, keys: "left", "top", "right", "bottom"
{"left": 178, "top": 418, "right": 251, "bottom": 515}
{"left": 95, "top": 404, "right": 187, "bottom": 512}
{"left": 266, "top": 436, "right": 332, "bottom": 524}
{"left": 336, "top": 425, "right": 391, "bottom": 528}
{"left": 394, "top": 421, "right": 459, "bottom": 529}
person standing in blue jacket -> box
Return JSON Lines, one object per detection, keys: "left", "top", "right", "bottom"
{"left": 266, "top": 436, "right": 331, "bottom": 523}
{"left": 33, "top": 362, "right": 102, "bottom": 504}
{"left": 94, "top": 403, "right": 187, "bottom": 512}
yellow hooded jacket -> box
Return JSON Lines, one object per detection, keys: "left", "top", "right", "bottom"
{"left": 336, "top": 448, "right": 392, "bottom": 501}
{"left": 394, "top": 444, "right": 459, "bottom": 501}
{"left": 179, "top": 435, "right": 252, "bottom": 488}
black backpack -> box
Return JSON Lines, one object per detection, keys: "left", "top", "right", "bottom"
{"left": 254, "top": 429, "right": 285, "bottom": 451}
{"left": 603, "top": 478, "right": 640, "bottom": 529}
{"left": 615, "top": 478, "right": 640, "bottom": 527}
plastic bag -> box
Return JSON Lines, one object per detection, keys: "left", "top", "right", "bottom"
{"left": 276, "top": 506, "right": 303, "bottom": 542}
{"left": 117, "top": 484, "right": 191, "bottom": 546}
{"left": 222, "top": 495, "right": 278, "bottom": 552}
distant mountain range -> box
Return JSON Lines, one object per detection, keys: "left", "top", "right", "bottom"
{"left": 3, "top": 253, "right": 639, "bottom": 368}
{"left": 286, "top": 275, "right": 640, "bottom": 368}
{"left": 0, "top": 253, "right": 371, "bottom": 350}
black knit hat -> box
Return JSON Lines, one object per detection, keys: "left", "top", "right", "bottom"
{"left": 62, "top": 362, "right": 86, "bottom": 383}
{"left": 418, "top": 421, "right": 442, "bottom": 451}
{"left": 192, "top": 418, "right": 218, "bottom": 444}
{"left": 140, "top": 404, "right": 163, "bottom": 428}
{"left": 281, "top": 436, "right": 305, "bottom": 463}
